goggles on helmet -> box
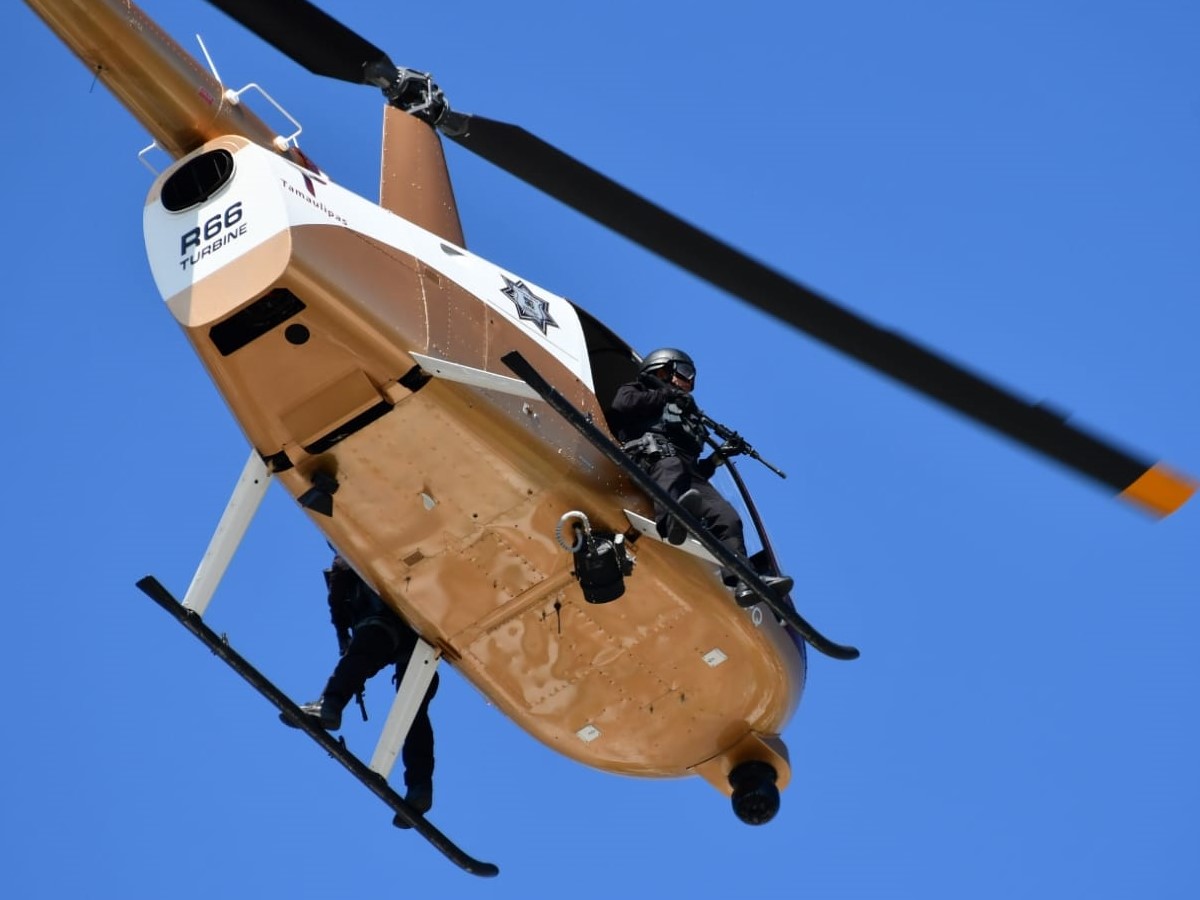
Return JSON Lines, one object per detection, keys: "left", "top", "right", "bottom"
{"left": 671, "top": 361, "right": 696, "bottom": 382}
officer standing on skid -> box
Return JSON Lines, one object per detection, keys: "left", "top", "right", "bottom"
{"left": 283, "top": 552, "right": 438, "bottom": 819}
{"left": 609, "top": 347, "right": 793, "bottom": 606}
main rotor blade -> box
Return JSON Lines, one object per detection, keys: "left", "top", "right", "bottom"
{"left": 204, "top": 0, "right": 392, "bottom": 85}
{"left": 200, "top": 1, "right": 1192, "bottom": 515}
{"left": 449, "top": 116, "right": 1194, "bottom": 516}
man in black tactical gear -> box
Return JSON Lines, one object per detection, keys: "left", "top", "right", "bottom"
{"left": 283, "top": 553, "right": 438, "bottom": 818}
{"left": 609, "top": 347, "right": 793, "bottom": 607}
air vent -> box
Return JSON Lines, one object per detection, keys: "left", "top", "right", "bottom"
{"left": 209, "top": 288, "right": 306, "bottom": 356}
{"left": 161, "top": 149, "right": 235, "bottom": 212}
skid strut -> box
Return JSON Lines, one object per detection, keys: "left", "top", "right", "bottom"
{"left": 501, "top": 351, "right": 859, "bottom": 661}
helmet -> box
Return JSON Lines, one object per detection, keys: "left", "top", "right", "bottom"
{"left": 638, "top": 347, "right": 696, "bottom": 383}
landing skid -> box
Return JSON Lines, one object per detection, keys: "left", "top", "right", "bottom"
{"left": 136, "top": 576, "right": 499, "bottom": 878}
{"left": 502, "top": 350, "right": 859, "bottom": 662}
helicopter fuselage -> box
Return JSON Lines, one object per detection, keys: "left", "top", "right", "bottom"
{"left": 27, "top": 0, "right": 807, "bottom": 797}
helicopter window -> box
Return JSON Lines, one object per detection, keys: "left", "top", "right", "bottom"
{"left": 572, "top": 303, "right": 641, "bottom": 430}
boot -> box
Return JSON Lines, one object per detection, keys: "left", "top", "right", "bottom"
{"left": 664, "top": 489, "right": 704, "bottom": 545}
{"left": 393, "top": 782, "right": 433, "bottom": 829}
{"left": 734, "top": 575, "right": 794, "bottom": 608}
{"left": 279, "top": 696, "right": 342, "bottom": 731}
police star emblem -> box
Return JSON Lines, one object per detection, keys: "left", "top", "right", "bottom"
{"left": 500, "top": 275, "right": 558, "bottom": 334}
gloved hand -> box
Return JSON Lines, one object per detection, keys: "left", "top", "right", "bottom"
{"left": 668, "top": 389, "right": 697, "bottom": 413}
{"left": 717, "top": 436, "right": 748, "bottom": 457}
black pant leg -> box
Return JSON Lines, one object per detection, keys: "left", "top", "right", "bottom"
{"left": 694, "top": 479, "right": 747, "bottom": 555}
{"left": 692, "top": 478, "right": 748, "bottom": 585}
{"left": 647, "top": 456, "right": 692, "bottom": 535}
{"left": 322, "top": 622, "right": 397, "bottom": 712}
{"left": 401, "top": 671, "right": 439, "bottom": 788}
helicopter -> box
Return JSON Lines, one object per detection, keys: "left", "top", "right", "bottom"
{"left": 19, "top": 0, "right": 1196, "bottom": 879}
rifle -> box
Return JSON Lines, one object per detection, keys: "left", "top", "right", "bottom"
{"left": 699, "top": 413, "right": 787, "bottom": 479}
{"left": 637, "top": 372, "right": 786, "bottom": 478}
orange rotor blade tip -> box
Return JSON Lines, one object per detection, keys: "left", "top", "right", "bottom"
{"left": 1119, "top": 462, "right": 1198, "bottom": 518}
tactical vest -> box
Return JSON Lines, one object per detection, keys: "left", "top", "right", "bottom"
{"left": 328, "top": 561, "right": 392, "bottom": 626}
{"left": 647, "top": 398, "right": 708, "bottom": 461}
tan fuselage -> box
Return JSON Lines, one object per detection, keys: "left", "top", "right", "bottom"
{"left": 29, "top": 0, "right": 805, "bottom": 796}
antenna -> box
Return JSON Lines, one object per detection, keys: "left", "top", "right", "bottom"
{"left": 196, "top": 33, "right": 303, "bottom": 153}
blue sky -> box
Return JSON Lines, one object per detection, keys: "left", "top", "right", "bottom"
{"left": 2, "top": 1, "right": 1197, "bottom": 897}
